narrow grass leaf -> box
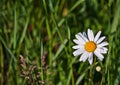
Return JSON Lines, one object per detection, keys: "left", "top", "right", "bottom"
{"left": 0, "top": 36, "right": 16, "bottom": 61}
{"left": 19, "top": 17, "right": 29, "bottom": 45}
{"left": 66, "top": 69, "right": 72, "bottom": 85}
{"left": 40, "top": 42, "right": 44, "bottom": 80}
{"left": 46, "top": 19, "right": 52, "bottom": 39}
{"left": 69, "top": 0, "right": 85, "bottom": 13}
{"left": 13, "top": 8, "right": 17, "bottom": 49}
{"left": 53, "top": 39, "right": 68, "bottom": 60}
{"left": 111, "top": 0, "right": 120, "bottom": 33}
{"left": 67, "top": 26, "right": 70, "bottom": 40}
{"left": 75, "top": 73, "right": 85, "bottom": 85}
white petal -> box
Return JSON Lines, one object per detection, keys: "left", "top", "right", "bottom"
{"left": 75, "top": 34, "right": 82, "bottom": 40}
{"left": 97, "top": 42, "right": 109, "bottom": 47}
{"left": 87, "top": 29, "right": 94, "bottom": 41}
{"left": 96, "top": 36, "right": 106, "bottom": 44}
{"left": 75, "top": 35, "right": 85, "bottom": 44}
{"left": 87, "top": 29, "right": 91, "bottom": 40}
{"left": 99, "top": 47, "right": 108, "bottom": 54}
{"left": 72, "top": 45, "right": 84, "bottom": 49}
{"left": 90, "top": 30, "right": 94, "bottom": 41}
{"left": 95, "top": 47, "right": 108, "bottom": 54}
{"left": 78, "top": 33, "right": 88, "bottom": 42}
{"left": 101, "top": 47, "right": 108, "bottom": 51}
{"left": 94, "top": 31, "right": 101, "bottom": 42}
{"left": 94, "top": 50, "right": 104, "bottom": 61}
{"left": 73, "top": 39, "right": 79, "bottom": 44}
{"left": 88, "top": 53, "right": 93, "bottom": 65}
{"left": 79, "top": 51, "right": 89, "bottom": 62}
{"left": 82, "top": 32, "right": 87, "bottom": 37}
{"left": 73, "top": 48, "right": 84, "bottom": 56}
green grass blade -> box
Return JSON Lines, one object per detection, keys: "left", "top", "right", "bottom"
{"left": 111, "top": 0, "right": 120, "bottom": 33}
{"left": 19, "top": 17, "right": 29, "bottom": 45}
{"left": 69, "top": 0, "right": 85, "bottom": 13}
{"left": 0, "top": 36, "right": 16, "bottom": 61}
{"left": 75, "top": 73, "right": 85, "bottom": 85}
{"left": 13, "top": 8, "right": 17, "bottom": 49}
{"left": 53, "top": 39, "right": 68, "bottom": 60}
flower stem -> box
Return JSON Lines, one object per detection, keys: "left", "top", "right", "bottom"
{"left": 89, "top": 56, "right": 96, "bottom": 85}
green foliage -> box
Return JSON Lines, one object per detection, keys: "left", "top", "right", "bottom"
{"left": 0, "top": 0, "right": 120, "bottom": 85}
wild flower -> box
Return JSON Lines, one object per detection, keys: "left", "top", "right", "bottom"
{"left": 73, "top": 29, "right": 108, "bottom": 65}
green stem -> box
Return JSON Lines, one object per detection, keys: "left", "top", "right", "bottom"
{"left": 89, "top": 56, "right": 96, "bottom": 85}
{"left": 71, "top": 68, "right": 75, "bottom": 85}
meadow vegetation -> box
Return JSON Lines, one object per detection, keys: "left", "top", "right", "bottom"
{"left": 0, "top": 0, "right": 120, "bottom": 85}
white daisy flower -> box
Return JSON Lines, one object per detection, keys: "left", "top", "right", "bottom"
{"left": 72, "top": 29, "right": 108, "bottom": 65}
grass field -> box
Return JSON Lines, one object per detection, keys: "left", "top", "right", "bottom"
{"left": 0, "top": 0, "right": 120, "bottom": 85}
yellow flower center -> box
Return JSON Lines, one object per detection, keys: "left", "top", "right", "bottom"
{"left": 84, "top": 41, "right": 96, "bottom": 52}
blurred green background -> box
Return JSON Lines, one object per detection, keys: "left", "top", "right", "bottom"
{"left": 0, "top": 0, "right": 120, "bottom": 85}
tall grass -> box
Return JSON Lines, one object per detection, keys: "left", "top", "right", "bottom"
{"left": 0, "top": 0, "right": 120, "bottom": 85}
